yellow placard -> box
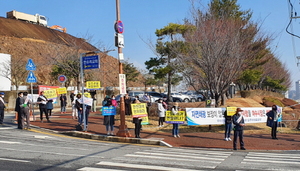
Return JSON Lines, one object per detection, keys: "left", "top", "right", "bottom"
{"left": 84, "top": 92, "right": 91, "bottom": 98}
{"left": 43, "top": 89, "right": 57, "bottom": 99}
{"left": 226, "top": 107, "right": 237, "bottom": 116}
{"left": 86, "top": 81, "right": 101, "bottom": 89}
{"left": 131, "top": 103, "right": 147, "bottom": 117}
{"left": 165, "top": 111, "right": 186, "bottom": 122}
{"left": 141, "top": 116, "right": 149, "bottom": 125}
{"left": 56, "top": 87, "right": 67, "bottom": 95}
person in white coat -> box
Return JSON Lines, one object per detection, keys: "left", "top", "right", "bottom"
{"left": 157, "top": 99, "right": 165, "bottom": 127}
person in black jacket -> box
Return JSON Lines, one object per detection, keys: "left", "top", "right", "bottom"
{"left": 232, "top": 108, "right": 246, "bottom": 150}
{"left": 37, "top": 91, "right": 50, "bottom": 123}
{"left": 60, "top": 94, "right": 67, "bottom": 114}
{"left": 266, "top": 105, "right": 280, "bottom": 139}
{"left": 0, "top": 92, "right": 6, "bottom": 125}
{"left": 75, "top": 94, "right": 83, "bottom": 125}
{"left": 15, "top": 92, "right": 23, "bottom": 129}
{"left": 132, "top": 99, "right": 142, "bottom": 138}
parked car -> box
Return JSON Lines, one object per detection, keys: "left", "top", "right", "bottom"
{"left": 170, "top": 92, "right": 191, "bottom": 103}
{"left": 127, "top": 91, "right": 145, "bottom": 101}
{"left": 145, "top": 91, "right": 164, "bottom": 102}
{"left": 161, "top": 93, "right": 183, "bottom": 102}
{"left": 184, "top": 92, "right": 205, "bottom": 102}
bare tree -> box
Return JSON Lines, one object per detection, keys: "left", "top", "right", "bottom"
{"left": 175, "top": 15, "right": 259, "bottom": 106}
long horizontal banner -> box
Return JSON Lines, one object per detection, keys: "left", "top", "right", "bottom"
{"left": 186, "top": 107, "right": 281, "bottom": 126}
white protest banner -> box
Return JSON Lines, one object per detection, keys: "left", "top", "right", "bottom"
{"left": 77, "top": 96, "right": 93, "bottom": 107}
{"left": 186, "top": 107, "right": 279, "bottom": 126}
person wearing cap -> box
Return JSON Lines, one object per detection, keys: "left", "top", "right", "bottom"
{"left": 0, "top": 92, "right": 6, "bottom": 125}
{"left": 232, "top": 107, "right": 246, "bottom": 150}
{"left": 171, "top": 102, "right": 180, "bottom": 138}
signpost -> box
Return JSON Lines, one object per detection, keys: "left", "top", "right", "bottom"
{"left": 82, "top": 55, "right": 100, "bottom": 70}
{"left": 115, "top": 20, "right": 124, "bottom": 33}
{"left": 26, "top": 71, "right": 37, "bottom": 83}
{"left": 26, "top": 59, "right": 36, "bottom": 121}
{"left": 26, "top": 59, "right": 36, "bottom": 71}
{"left": 80, "top": 52, "right": 100, "bottom": 131}
{"left": 58, "top": 75, "right": 67, "bottom": 87}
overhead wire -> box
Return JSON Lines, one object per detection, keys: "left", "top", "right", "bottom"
{"left": 286, "top": 0, "right": 300, "bottom": 69}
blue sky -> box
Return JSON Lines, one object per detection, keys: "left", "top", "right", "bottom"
{"left": 1, "top": 0, "right": 299, "bottom": 90}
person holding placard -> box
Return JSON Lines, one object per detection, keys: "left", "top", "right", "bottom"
{"left": 103, "top": 99, "right": 115, "bottom": 135}
{"left": 224, "top": 109, "right": 232, "bottom": 141}
{"left": 233, "top": 108, "right": 246, "bottom": 150}
{"left": 132, "top": 98, "right": 142, "bottom": 138}
{"left": 37, "top": 91, "right": 50, "bottom": 123}
{"left": 171, "top": 102, "right": 180, "bottom": 138}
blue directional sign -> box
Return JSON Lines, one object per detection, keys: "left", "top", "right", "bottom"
{"left": 26, "top": 71, "right": 37, "bottom": 83}
{"left": 82, "top": 55, "right": 100, "bottom": 70}
{"left": 26, "top": 59, "right": 36, "bottom": 71}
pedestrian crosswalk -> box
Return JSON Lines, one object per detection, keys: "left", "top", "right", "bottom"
{"left": 240, "top": 152, "right": 300, "bottom": 170}
{"left": 77, "top": 148, "right": 232, "bottom": 170}
{"left": 77, "top": 148, "right": 300, "bottom": 171}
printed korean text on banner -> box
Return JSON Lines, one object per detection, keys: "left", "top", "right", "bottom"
{"left": 186, "top": 107, "right": 276, "bottom": 126}
{"left": 165, "top": 111, "right": 186, "bottom": 124}
{"left": 86, "top": 81, "right": 101, "bottom": 90}
{"left": 102, "top": 106, "right": 116, "bottom": 116}
{"left": 38, "top": 85, "right": 59, "bottom": 94}
{"left": 43, "top": 89, "right": 57, "bottom": 100}
{"left": 82, "top": 96, "right": 93, "bottom": 106}
{"left": 56, "top": 87, "right": 67, "bottom": 95}
{"left": 131, "top": 103, "right": 147, "bottom": 118}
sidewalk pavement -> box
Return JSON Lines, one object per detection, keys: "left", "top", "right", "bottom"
{"left": 8, "top": 108, "right": 300, "bottom": 151}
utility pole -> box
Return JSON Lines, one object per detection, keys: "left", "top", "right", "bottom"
{"left": 116, "top": 0, "right": 131, "bottom": 137}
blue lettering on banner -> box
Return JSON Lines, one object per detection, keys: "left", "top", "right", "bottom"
{"left": 192, "top": 110, "right": 206, "bottom": 118}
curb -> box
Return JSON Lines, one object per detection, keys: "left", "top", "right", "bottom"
{"left": 26, "top": 123, "right": 171, "bottom": 147}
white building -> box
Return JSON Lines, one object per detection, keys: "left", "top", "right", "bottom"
{"left": 295, "top": 80, "right": 300, "bottom": 100}
{"left": 0, "top": 53, "right": 11, "bottom": 91}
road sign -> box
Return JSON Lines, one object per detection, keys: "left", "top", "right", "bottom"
{"left": 115, "top": 20, "right": 124, "bottom": 34}
{"left": 26, "top": 59, "right": 36, "bottom": 71}
{"left": 26, "top": 71, "right": 37, "bottom": 83}
{"left": 119, "top": 74, "right": 126, "bottom": 94}
{"left": 82, "top": 55, "right": 100, "bottom": 70}
{"left": 115, "top": 33, "right": 124, "bottom": 48}
{"left": 58, "top": 75, "right": 67, "bottom": 83}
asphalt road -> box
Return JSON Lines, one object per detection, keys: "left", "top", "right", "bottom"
{"left": 0, "top": 114, "right": 300, "bottom": 171}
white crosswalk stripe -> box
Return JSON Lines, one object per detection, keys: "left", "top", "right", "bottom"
{"left": 241, "top": 152, "right": 300, "bottom": 168}
{"left": 0, "top": 126, "right": 15, "bottom": 130}
{"left": 76, "top": 148, "right": 232, "bottom": 170}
